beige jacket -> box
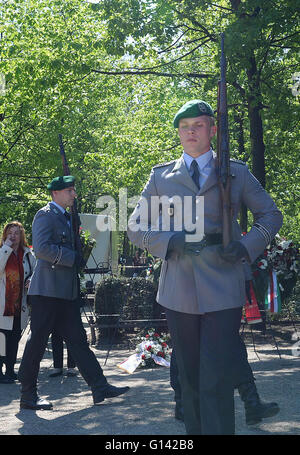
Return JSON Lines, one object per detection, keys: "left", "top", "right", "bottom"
{"left": 0, "top": 245, "right": 36, "bottom": 330}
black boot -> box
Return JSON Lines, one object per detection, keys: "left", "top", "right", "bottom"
{"left": 20, "top": 396, "right": 53, "bottom": 410}
{"left": 0, "top": 372, "right": 15, "bottom": 384}
{"left": 92, "top": 384, "right": 130, "bottom": 404}
{"left": 20, "top": 384, "right": 53, "bottom": 410}
{"left": 0, "top": 360, "right": 14, "bottom": 383}
{"left": 238, "top": 381, "right": 280, "bottom": 425}
{"left": 5, "top": 363, "right": 18, "bottom": 380}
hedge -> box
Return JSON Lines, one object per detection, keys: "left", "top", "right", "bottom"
{"left": 94, "top": 275, "right": 163, "bottom": 322}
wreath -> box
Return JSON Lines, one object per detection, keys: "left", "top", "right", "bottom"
{"left": 117, "top": 328, "right": 171, "bottom": 374}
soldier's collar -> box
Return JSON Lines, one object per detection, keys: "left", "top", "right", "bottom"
{"left": 50, "top": 201, "right": 65, "bottom": 215}
{"left": 171, "top": 156, "right": 185, "bottom": 172}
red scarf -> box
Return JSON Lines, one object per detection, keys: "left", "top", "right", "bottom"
{"left": 4, "top": 247, "right": 24, "bottom": 316}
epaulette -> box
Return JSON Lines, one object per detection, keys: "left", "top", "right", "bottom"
{"left": 153, "top": 160, "right": 176, "bottom": 169}
{"left": 40, "top": 204, "right": 51, "bottom": 213}
{"left": 41, "top": 204, "right": 57, "bottom": 215}
{"left": 230, "top": 158, "right": 246, "bottom": 165}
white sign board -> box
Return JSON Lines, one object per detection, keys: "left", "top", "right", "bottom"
{"left": 79, "top": 214, "right": 118, "bottom": 286}
{"left": 0, "top": 332, "right": 5, "bottom": 356}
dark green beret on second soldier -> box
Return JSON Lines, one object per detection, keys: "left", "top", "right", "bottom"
{"left": 173, "top": 99, "right": 214, "bottom": 128}
{"left": 47, "top": 175, "right": 75, "bottom": 191}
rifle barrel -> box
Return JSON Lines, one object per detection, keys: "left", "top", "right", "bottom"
{"left": 58, "top": 134, "right": 82, "bottom": 253}
{"left": 219, "top": 33, "right": 229, "bottom": 187}
{"left": 217, "top": 33, "right": 232, "bottom": 247}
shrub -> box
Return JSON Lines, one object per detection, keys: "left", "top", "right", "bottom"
{"left": 94, "top": 276, "right": 163, "bottom": 339}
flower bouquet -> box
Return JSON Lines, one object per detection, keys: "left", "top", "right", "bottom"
{"left": 117, "top": 329, "right": 171, "bottom": 374}
{"left": 251, "top": 235, "right": 299, "bottom": 313}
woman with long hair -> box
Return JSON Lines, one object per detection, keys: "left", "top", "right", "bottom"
{"left": 0, "top": 221, "right": 35, "bottom": 383}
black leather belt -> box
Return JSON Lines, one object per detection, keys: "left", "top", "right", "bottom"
{"left": 184, "top": 233, "right": 222, "bottom": 255}
{"left": 202, "top": 233, "right": 223, "bottom": 246}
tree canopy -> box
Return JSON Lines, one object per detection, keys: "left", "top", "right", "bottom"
{"left": 0, "top": 0, "right": 299, "bottom": 244}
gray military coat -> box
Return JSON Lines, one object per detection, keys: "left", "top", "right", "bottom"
{"left": 28, "top": 202, "right": 78, "bottom": 300}
{"left": 127, "top": 153, "right": 283, "bottom": 314}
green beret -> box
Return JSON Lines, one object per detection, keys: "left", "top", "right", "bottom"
{"left": 47, "top": 175, "right": 75, "bottom": 191}
{"left": 173, "top": 99, "right": 214, "bottom": 128}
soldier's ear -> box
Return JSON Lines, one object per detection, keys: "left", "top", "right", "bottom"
{"left": 210, "top": 125, "right": 217, "bottom": 138}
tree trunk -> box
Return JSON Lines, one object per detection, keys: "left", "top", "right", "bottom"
{"left": 229, "top": 1, "right": 266, "bottom": 189}
{"left": 247, "top": 102, "right": 266, "bottom": 188}
{"left": 234, "top": 112, "right": 248, "bottom": 232}
{"left": 246, "top": 54, "right": 266, "bottom": 188}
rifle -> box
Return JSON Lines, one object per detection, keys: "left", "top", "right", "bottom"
{"left": 58, "top": 135, "right": 98, "bottom": 335}
{"left": 217, "top": 33, "right": 232, "bottom": 248}
{"left": 58, "top": 133, "right": 83, "bottom": 256}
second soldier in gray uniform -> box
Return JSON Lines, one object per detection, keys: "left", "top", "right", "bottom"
{"left": 127, "top": 100, "right": 283, "bottom": 435}
{"left": 18, "top": 176, "right": 129, "bottom": 410}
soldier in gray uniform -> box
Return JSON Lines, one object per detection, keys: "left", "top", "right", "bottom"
{"left": 18, "top": 176, "right": 129, "bottom": 410}
{"left": 127, "top": 100, "right": 283, "bottom": 435}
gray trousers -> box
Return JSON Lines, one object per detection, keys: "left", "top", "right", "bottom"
{"left": 51, "top": 331, "right": 76, "bottom": 369}
{"left": 170, "top": 333, "right": 254, "bottom": 404}
{"left": 165, "top": 306, "right": 243, "bottom": 435}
